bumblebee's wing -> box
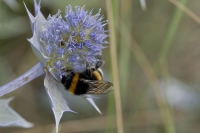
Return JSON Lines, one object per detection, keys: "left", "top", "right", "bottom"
{"left": 82, "top": 80, "right": 113, "bottom": 95}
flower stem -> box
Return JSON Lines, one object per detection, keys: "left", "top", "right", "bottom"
{"left": 0, "top": 62, "right": 45, "bottom": 97}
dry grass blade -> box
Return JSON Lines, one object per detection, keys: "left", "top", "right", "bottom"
{"left": 169, "top": 0, "right": 200, "bottom": 24}
{"left": 120, "top": 22, "right": 175, "bottom": 133}
{"left": 105, "top": 0, "right": 124, "bottom": 133}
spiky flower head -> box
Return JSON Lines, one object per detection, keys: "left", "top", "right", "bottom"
{"left": 39, "top": 5, "right": 108, "bottom": 80}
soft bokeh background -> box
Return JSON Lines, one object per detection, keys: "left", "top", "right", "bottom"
{"left": 1, "top": 0, "right": 200, "bottom": 133}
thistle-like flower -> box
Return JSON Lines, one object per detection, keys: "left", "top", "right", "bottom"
{"left": 37, "top": 4, "right": 108, "bottom": 81}
{"left": 0, "top": 0, "right": 112, "bottom": 132}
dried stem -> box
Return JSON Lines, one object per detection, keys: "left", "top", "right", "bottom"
{"left": 169, "top": 0, "right": 200, "bottom": 24}
{"left": 105, "top": 0, "right": 124, "bottom": 133}
{"left": 158, "top": 0, "right": 188, "bottom": 67}
{"left": 120, "top": 22, "right": 176, "bottom": 133}
{"left": 0, "top": 62, "right": 45, "bottom": 97}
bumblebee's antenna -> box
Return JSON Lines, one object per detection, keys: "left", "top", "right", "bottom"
{"left": 95, "top": 60, "right": 103, "bottom": 69}
{"left": 95, "top": 55, "right": 105, "bottom": 69}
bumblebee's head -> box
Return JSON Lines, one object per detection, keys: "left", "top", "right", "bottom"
{"left": 61, "top": 70, "right": 74, "bottom": 88}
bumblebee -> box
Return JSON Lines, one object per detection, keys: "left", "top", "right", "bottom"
{"left": 61, "top": 60, "right": 113, "bottom": 95}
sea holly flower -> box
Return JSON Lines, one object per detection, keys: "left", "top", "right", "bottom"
{"left": 35, "top": 3, "right": 108, "bottom": 76}
{"left": 0, "top": 0, "right": 109, "bottom": 132}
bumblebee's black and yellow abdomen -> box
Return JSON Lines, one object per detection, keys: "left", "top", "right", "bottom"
{"left": 74, "top": 78, "right": 90, "bottom": 95}
{"left": 68, "top": 74, "right": 79, "bottom": 94}
{"left": 61, "top": 70, "right": 103, "bottom": 95}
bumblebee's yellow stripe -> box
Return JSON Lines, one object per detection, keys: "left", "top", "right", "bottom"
{"left": 93, "top": 70, "right": 102, "bottom": 80}
{"left": 69, "top": 74, "right": 79, "bottom": 94}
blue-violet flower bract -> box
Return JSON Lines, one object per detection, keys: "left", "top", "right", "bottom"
{"left": 40, "top": 6, "right": 108, "bottom": 81}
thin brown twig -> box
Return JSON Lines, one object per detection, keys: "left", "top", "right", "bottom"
{"left": 169, "top": 0, "right": 200, "bottom": 24}
{"left": 105, "top": 0, "right": 124, "bottom": 133}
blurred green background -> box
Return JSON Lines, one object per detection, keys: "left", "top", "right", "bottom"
{"left": 1, "top": 0, "right": 200, "bottom": 133}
